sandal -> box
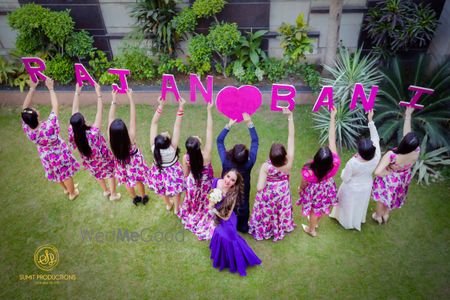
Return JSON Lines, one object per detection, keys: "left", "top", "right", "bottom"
{"left": 302, "top": 224, "right": 317, "bottom": 237}
{"left": 64, "top": 183, "right": 79, "bottom": 195}
{"left": 68, "top": 189, "right": 80, "bottom": 201}
{"left": 109, "top": 193, "right": 121, "bottom": 201}
{"left": 372, "top": 212, "right": 382, "bottom": 225}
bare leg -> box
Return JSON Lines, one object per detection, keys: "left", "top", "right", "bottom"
{"left": 126, "top": 187, "right": 136, "bottom": 198}
{"left": 108, "top": 177, "right": 117, "bottom": 195}
{"left": 309, "top": 214, "right": 319, "bottom": 235}
{"left": 63, "top": 177, "right": 79, "bottom": 200}
{"left": 172, "top": 193, "right": 181, "bottom": 214}
{"left": 382, "top": 205, "right": 390, "bottom": 223}
{"left": 59, "top": 182, "right": 68, "bottom": 193}
{"left": 96, "top": 179, "right": 109, "bottom": 193}
{"left": 136, "top": 182, "right": 145, "bottom": 197}
{"left": 163, "top": 195, "right": 172, "bottom": 210}
{"left": 372, "top": 201, "right": 384, "bottom": 224}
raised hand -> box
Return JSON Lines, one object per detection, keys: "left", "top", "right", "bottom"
{"left": 207, "top": 101, "right": 214, "bottom": 111}
{"left": 330, "top": 106, "right": 337, "bottom": 119}
{"left": 111, "top": 89, "right": 117, "bottom": 104}
{"left": 94, "top": 83, "right": 101, "bottom": 97}
{"left": 45, "top": 77, "right": 54, "bottom": 91}
{"left": 76, "top": 82, "right": 83, "bottom": 94}
{"left": 282, "top": 107, "right": 293, "bottom": 117}
{"left": 367, "top": 109, "right": 374, "bottom": 122}
{"left": 126, "top": 88, "right": 133, "bottom": 99}
{"left": 28, "top": 80, "right": 38, "bottom": 89}
{"left": 178, "top": 97, "right": 186, "bottom": 108}
{"left": 405, "top": 106, "right": 414, "bottom": 116}
{"left": 228, "top": 118, "right": 237, "bottom": 127}
{"left": 242, "top": 112, "right": 251, "bottom": 124}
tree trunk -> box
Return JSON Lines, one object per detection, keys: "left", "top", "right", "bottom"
{"left": 323, "top": 0, "right": 344, "bottom": 71}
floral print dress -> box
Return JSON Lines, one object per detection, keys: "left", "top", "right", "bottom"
{"left": 372, "top": 148, "right": 420, "bottom": 210}
{"left": 296, "top": 152, "right": 341, "bottom": 216}
{"left": 249, "top": 160, "right": 296, "bottom": 241}
{"left": 68, "top": 126, "right": 115, "bottom": 180}
{"left": 22, "top": 111, "right": 80, "bottom": 182}
{"left": 114, "top": 144, "right": 152, "bottom": 188}
{"left": 177, "top": 154, "right": 214, "bottom": 238}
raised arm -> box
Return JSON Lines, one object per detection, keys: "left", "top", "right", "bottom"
{"left": 72, "top": 83, "right": 82, "bottom": 115}
{"left": 127, "top": 89, "right": 136, "bottom": 144}
{"left": 256, "top": 163, "right": 268, "bottom": 191}
{"left": 284, "top": 108, "right": 295, "bottom": 171}
{"left": 150, "top": 96, "right": 164, "bottom": 147}
{"left": 22, "top": 80, "right": 38, "bottom": 109}
{"left": 403, "top": 107, "right": 414, "bottom": 137}
{"left": 217, "top": 119, "right": 235, "bottom": 162}
{"left": 243, "top": 113, "right": 259, "bottom": 165}
{"left": 93, "top": 84, "right": 103, "bottom": 129}
{"left": 367, "top": 110, "right": 381, "bottom": 160}
{"left": 45, "top": 78, "right": 58, "bottom": 116}
{"left": 108, "top": 90, "right": 117, "bottom": 140}
{"left": 328, "top": 107, "right": 337, "bottom": 154}
{"left": 203, "top": 102, "right": 214, "bottom": 163}
{"left": 171, "top": 97, "right": 186, "bottom": 149}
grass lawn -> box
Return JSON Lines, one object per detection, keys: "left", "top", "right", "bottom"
{"left": 0, "top": 103, "right": 448, "bottom": 299}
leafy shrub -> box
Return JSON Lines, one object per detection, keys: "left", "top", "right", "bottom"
{"left": 66, "top": 30, "right": 95, "bottom": 61}
{"left": 99, "top": 71, "right": 118, "bottom": 85}
{"left": 364, "top": 0, "right": 438, "bottom": 58}
{"left": 412, "top": 135, "right": 450, "bottom": 185}
{"left": 187, "top": 34, "right": 212, "bottom": 76}
{"left": 130, "top": 0, "right": 178, "bottom": 56}
{"left": 114, "top": 47, "right": 156, "bottom": 81}
{"left": 207, "top": 22, "right": 241, "bottom": 77}
{"left": 374, "top": 55, "right": 450, "bottom": 149}
{"left": 157, "top": 55, "right": 188, "bottom": 76}
{"left": 172, "top": 8, "right": 197, "bottom": 37}
{"left": 279, "top": 13, "right": 313, "bottom": 63}
{"left": 46, "top": 54, "right": 74, "bottom": 84}
{"left": 232, "top": 62, "right": 264, "bottom": 84}
{"left": 313, "top": 47, "right": 382, "bottom": 149}
{"left": 263, "top": 58, "right": 286, "bottom": 82}
{"left": 88, "top": 50, "right": 112, "bottom": 80}
{"left": 297, "top": 63, "right": 321, "bottom": 92}
{"left": 234, "top": 30, "right": 268, "bottom": 69}
{"left": 192, "top": 0, "right": 225, "bottom": 22}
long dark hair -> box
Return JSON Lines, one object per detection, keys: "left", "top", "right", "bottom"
{"left": 306, "top": 146, "right": 333, "bottom": 181}
{"left": 185, "top": 136, "right": 203, "bottom": 181}
{"left": 226, "top": 144, "right": 249, "bottom": 166}
{"left": 358, "top": 138, "right": 376, "bottom": 161}
{"left": 21, "top": 107, "right": 38, "bottom": 129}
{"left": 269, "top": 143, "right": 287, "bottom": 167}
{"left": 70, "top": 112, "right": 92, "bottom": 158}
{"left": 214, "top": 169, "right": 244, "bottom": 225}
{"left": 393, "top": 132, "right": 419, "bottom": 154}
{"left": 153, "top": 134, "right": 179, "bottom": 170}
{"left": 109, "top": 119, "right": 131, "bottom": 163}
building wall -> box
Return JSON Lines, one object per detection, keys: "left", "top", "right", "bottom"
{"left": 427, "top": 0, "right": 450, "bottom": 70}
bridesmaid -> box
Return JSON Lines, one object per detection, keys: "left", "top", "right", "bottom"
{"left": 372, "top": 107, "right": 419, "bottom": 224}
{"left": 248, "top": 108, "right": 296, "bottom": 241}
{"left": 208, "top": 169, "right": 261, "bottom": 276}
{"left": 21, "top": 78, "right": 80, "bottom": 200}
{"left": 330, "top": 110, "right": 380, "bottom": 230}
{"left": 108, "top": 89, "right": 152, "bottom": 205}
{"left": 149, "top": 97, "right": 186, "bottom": 214}
{"left": 296, "top": 107, "right": 340, "bottom": 237}
{"left": 177, "top": 102, "right": 215, "bottom": 239}
{"left": 69, "top": 83, "right": 120, "bottom": 201}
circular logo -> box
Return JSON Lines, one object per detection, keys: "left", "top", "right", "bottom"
{"left": 34, "top": 245, "right": 59, "bottom": 272}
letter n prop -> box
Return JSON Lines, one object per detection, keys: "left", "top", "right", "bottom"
{"left": 189, "top": 74, "right": 213, "bottom": 103}
{"left": 399, "top": 85, "right": 434, "bottom": 110}
{"left": 109, "top": 69, "right": 130, "bottom": 94}
{"left": 350, "top": 83, "right": 378, "bottom": 111}
{"left": 21, "top": 57, "right": 47, "bottom": 83}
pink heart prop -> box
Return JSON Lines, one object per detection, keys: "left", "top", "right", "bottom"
{"left": 216, "top": 85, "right": 262, "bottom": 122}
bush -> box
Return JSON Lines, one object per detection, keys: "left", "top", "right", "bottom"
{"left": 187, "top": 34, "right": 212, "bottom": 77}
{"left": 99, "top": 71, "right": 117, "bottom": 85}
{"left": 88, "top": 50, "right": 112, "bottom": 80}
{"left": 279, "top": 13, "right": 313, "bottom": 63}
{"left": 172, "top": 8, "right": 197, "bottom": 37}
{"left": 192, "top": 0, "right": 225, "bottom": 21}
{"left": 207, "top": 22, "right": 241, "bottom": 77}
{"left": 233, "top": 30, "right": 268, "bottom": 69}
{"left": 66, "top": 30, "right": 95, "bottom": 61}
{"left": 46, "top": 54, "right": 74, "bottom": 84}
{"left": 263, "top": 58, "right": 286, "bottom": 82}
{"left": 114, "top": 47, "right": 156, "bottom": 81}
{"left": 363, "top": 0, "right": 438, "bottom": 58}
{"left": 297, "top": 63, "right": 321, "bottom": 92}
{"left": 157, "top": 55, "right": 188, "bottom": 76}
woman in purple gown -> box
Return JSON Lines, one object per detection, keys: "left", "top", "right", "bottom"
{"left": 208, "top": 169, "right": 261, "bottom": 276}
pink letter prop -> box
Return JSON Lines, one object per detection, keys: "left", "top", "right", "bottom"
{"left": 312, "top": 86, "right": 334, "bottom": 112}
{"left": 399, "top": 85, "right": 434, "bottom": 109}
{"left": 21, "top": 57, "right": 47, "bottom": 83}
{"left": 350, "top": 83, "right": 379, "bottom": 111}
{"left": 189, "top": 74, "right": 213, "bottom": 103}
{"left": 161, "top": 74, "right": 181, "bottom": 101}
{"left": 109, "top": 68, "right": 130, "bottom": 94}
{"left": 216, "top": 85, "right": 262, "bottom": 123}
{"left": 75, "top": 63, "right": 97, "bottom": 87}
{"left": 271, "top": 84, "right": 296, "bottom": 111}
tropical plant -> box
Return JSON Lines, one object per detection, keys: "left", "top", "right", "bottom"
{"left": 313, "top": 47, "right": 383, "bottom": 149}
{"left": 192, "top": 0, "right": 226, "bottom": 24}
{"left": 263, "top": 58, "right": 286, "bottom": 82}
{"left": 171, "top": 7, "right": 197, "bottom": 37}
{"left": 187, "top": 34, "right": 212, "bottom": 77}
{"left": 294, "top": 63, "right": 321, "bottom": 92}
{"left": 363, "top": 0, "right": 438, "bottom": 58}
{"left": 113, "top": 47, "right": 157, "bottom": 81}
{"left": 279, "top": 13, "right": 313, "bottom": 64}
{"left": 207, "top": 22, "right": 241, "bottom": 77}
{"left": 412, "top": 135, "right": 450, "bottom": 185}
{"left": 88, "top": 50, "right": 112, "bottom": 80}
{"left": 0, "top": 57, "right": 16, "bottom": 85}
{"left": 374, "top": 55, "right": 450, "bottom": 150}
{"left": 66, "top": 30, "right": 95, "bottom": 61}
{"left": 130, "top": 0, "right": 178, "bottom": 57}
{"left": 157, "top": 54, "right": 188, "bottom": 76}
{"left": 233, "top": 30, "right": 268, "bottom": 69}
{"left": 45, "top": 54, "right": 74, "bottom": 84}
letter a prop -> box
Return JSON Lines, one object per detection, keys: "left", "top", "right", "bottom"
{"left": 21, "top": 57, "right": 47, "bottom": 83}
{"left": 75, "top": 63, "right": 97, "bottom": 87}
{"left": 161, "top": 74, "right": 181, "bottom": 101}
{"left": 312, "top": 86, "right": 334, "bottom": 112}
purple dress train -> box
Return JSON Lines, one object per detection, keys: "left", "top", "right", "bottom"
{"left": 209, "top": 178, "right": 261, "bottom": 276}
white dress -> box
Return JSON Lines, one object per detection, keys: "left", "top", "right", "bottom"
{"left": 330, "top": 121, "right": 381, "bottom": 231}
